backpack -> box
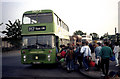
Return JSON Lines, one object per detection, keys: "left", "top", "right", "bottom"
{"left": 61, "top": 50, "right": 66, "bottom": 58}
{"left": 74, "top": 47, "right": 80, "bottom": 56}
{"left": 66, "top": 50, "right": 74, "bottom": 60}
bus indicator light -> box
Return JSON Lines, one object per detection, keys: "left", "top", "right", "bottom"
{"left": 49, "top": 50, "right": 52, "bottom": 53}
{"left": 48, "top": 59, "right": 51, "bottom": 61}
{"left": 22, "top": 51, "right": 25, "bottom": 54}
{"left": 24, "top": 59, "right": 26, "bottom": 62}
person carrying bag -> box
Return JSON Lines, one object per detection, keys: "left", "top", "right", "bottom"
{"left": 80, "top": 41, "right": 92, "bottom": 71}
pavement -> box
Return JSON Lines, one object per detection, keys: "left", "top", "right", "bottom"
{"left": 79, "top": 59, "right": 120, "bottom": 79}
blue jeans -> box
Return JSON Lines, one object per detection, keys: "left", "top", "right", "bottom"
{"left": 74, "top": 56, "right": 78, "bottom": 63}
{"left": 67, "top": 60, "right": 74, "bottom": 70}
{"left": 83, "top": 57, "right": 89, "bottom": 69}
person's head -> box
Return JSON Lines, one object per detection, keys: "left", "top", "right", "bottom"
{"left": 82, "top": 42, "right": 85, "bottom": 46}
{"left": 79, "top": 42, "right": 82, "bottom": 46}
{"left": 97, "top": 42, "right": 101, "bottom": 46}
{"left": 85, "top": 41, "right": 89, "bottom": 45}
{"left": 69, "top": 46, "right": 73, "bottom": 50}
{"left": 60, "top": 45, "right": 63, "bottom": 48}
{"left": 104, "top": 42, "right": 109, "bottom": 46}
{"left": 115, "top": 42, "right": 118, "bottom": 46}
{"left": 76, "top": 42, "right": 80, "bottom": 46}
{"left": 62, "top": 45, "right": 65, "bottom": 48}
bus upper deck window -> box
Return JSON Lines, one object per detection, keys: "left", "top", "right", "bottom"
{"left": 23, "top": 14, "right": 37, "bottom": 24}
{"left": 23, "top": 16, "right": 30, "bottom": 24}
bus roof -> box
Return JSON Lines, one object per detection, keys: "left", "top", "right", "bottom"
{"left": 23, "top": 9, "right": 53, "bottom": 14}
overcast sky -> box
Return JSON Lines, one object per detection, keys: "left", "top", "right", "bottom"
{"left": 0, "top": 0, "right": 120, "bottom": 37}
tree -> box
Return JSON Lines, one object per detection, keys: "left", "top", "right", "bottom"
{"left": 73, "top": 30, "right": 86, "bottom": 36}
{"left": 90, "top": 32, "right": 99, "bottom": 40}
{"left": 100, "top": 32, "right": 109, "bottom": 40}
{"left": 0, "top": 23, "right": 3, "bottom": 33}
{"left": 2, "top": 19, "right": 22, "bottom": 48}
{"left": 0, "top": 23, "right": 3, "bottom": 26}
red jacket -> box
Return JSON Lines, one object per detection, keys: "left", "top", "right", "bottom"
{"left": 60, "top": 51, "right": 66, "bottom": 58}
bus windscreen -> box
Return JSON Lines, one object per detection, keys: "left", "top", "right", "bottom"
{"left": 22, "top": 35, "right": 55, "bottom": 49}
{"left": 23, "top": 13, "right": 53, "bottom": 24}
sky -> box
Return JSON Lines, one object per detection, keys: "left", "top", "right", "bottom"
{"left": 0, "top": 0, "right": 120, "bottom": 37}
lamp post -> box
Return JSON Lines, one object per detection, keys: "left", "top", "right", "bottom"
{"left": 115, "top": 27, "right": 117, "bottom": 42}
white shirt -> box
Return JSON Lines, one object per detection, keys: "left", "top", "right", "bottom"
{"left": 113, "top": 45, "right": 120, "bottom": 53}
{"left": 80, "top": 45, "right": 91, "bottom": 57}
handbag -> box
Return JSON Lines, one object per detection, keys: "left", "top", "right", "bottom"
{"left": 110, "top": 56, "right": 115, "bottom": 61}
{"left": 89, "top": 60, "right": 95, "bottom": 67}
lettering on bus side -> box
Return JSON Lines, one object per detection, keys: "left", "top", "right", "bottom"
{"left": 28, "top": 26, "right": 46, "bottom": 31}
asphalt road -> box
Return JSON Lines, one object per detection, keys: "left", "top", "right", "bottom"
{"left": 2, "top": 50, "right": 88, "bottom": 79}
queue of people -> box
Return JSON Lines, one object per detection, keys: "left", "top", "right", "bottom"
{"left": 57, "top": 41, "right": 120, "bottom": 77}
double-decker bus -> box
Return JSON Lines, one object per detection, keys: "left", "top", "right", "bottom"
{"left": 21, "top": 10, "right": 69, "bottom": 64}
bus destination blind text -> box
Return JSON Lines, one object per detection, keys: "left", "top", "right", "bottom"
{"left": 28, "top": 26, "right": 46, "bottom": 31}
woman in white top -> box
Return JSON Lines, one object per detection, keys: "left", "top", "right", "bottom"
{"left": 113, "top": 42, "right": 120, "bottom": 66}
{"left": 80, "top": 41, "right": 91, "bottom": 71}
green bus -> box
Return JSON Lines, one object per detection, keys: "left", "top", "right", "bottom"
{"left": 21, "top": 10, "right": 69, "bottom": 64}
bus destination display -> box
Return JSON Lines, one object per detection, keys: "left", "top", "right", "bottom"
{"left": 28, "top": 26, "right": 46, "bottom": 31}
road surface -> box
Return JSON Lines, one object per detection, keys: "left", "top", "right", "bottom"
{"left": 2, "top": 50, "right": 88, "bottom": 79}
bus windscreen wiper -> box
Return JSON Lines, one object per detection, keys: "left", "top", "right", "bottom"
{"left": 27, "top": 45, "right": 37, "bottom": 49}
{"left": 36, "top": 43, "right": 52, "bottom": 48}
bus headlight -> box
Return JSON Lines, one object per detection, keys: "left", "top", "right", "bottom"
{"left": 48, "top": 54, "right": 51, "bottom": 58}
{"left": 48, "top": 54, "right": 51, "bottom": 61}
{"left": 23, "top": 55, "right": 26, "bottom": 59}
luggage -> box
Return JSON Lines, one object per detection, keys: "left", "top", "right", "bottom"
{"left": 110, "top": 56, "right": 115, "bottom": 61}
{"left": 89, "top": 60, "right": 95, "bottom": 67}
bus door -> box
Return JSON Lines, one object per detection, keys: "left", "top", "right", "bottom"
{"left": 56, "top": 36, "right": 59, "bottom": 53}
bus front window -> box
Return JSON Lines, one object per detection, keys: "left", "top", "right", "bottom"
{"left": 37, "top": 13, "right": 53, "bottom": 23}
{"left": 23, "top": 13, "right": 53, "bottom": 24}
{"left": 22, "top": 35, "right": 55, "bottom": 49}
{"left": 23, "top": 14, "right": 37, "bottom": 24}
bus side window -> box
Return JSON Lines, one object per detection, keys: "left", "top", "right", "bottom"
{"left": 54, "top": 14, "right": 58, "bottom": 26}
{"left": 57, "top": 17, "right": 59, "bottom": 26}
{"left": 59, "top": 19, "right": 62, "bottom": 27}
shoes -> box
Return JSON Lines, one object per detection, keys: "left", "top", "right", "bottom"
{"left": 85, "top": 68, "right": 89, "bottom": 71}
{"left": 101, "top": 74, "right": 105, "bottom": 77}
{"left": 115, "top": 64, "right": 119, "bottom": 66}
{"left": 67, "top": 68, "right": 70, "bottom": 70}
